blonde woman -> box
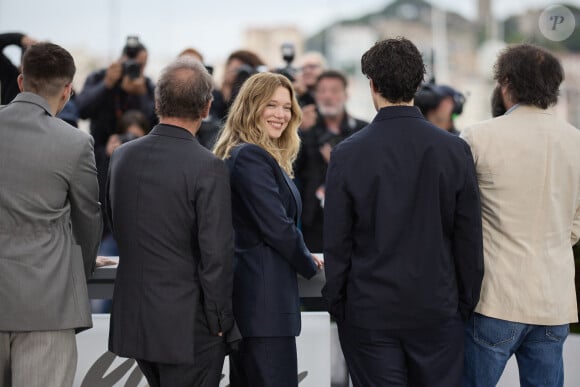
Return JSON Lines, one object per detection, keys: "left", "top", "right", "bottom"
{"left": 214, "top": 72, "right": 323, "bottom": 387}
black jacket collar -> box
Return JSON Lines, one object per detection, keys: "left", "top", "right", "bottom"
{"left": 372, "top": 105, "right": 424, "bottom": 123}
{"left": 150, "top": 124, "right": 196, "bottom": 141}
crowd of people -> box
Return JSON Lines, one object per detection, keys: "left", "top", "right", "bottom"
{"left": 0, "top": 31, "right": 579, "bottom": 387}
{"left": 0, "top": 32, "right": 470, "bottom": 258}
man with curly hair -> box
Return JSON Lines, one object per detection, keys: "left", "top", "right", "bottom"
{"left": 322, "top": 37, "right": 484, "bottom": 386}
{"left": 461, "top": 44, "right": 580, "bottom": 387}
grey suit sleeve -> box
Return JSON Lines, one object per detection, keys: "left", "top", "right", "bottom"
{"left": 69, "top": 135, "right": 103, "bottom": 279}
{"left": 195, "top": 158, "right": 235, "bottom": 335}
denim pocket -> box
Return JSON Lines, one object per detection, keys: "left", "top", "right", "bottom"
{"left": 545, "top": 324, "right": 569, "bottom": 342}
{"left": 473, "top": 313, "right": 518, "bottom": 347}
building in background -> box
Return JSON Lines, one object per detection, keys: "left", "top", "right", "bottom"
{"left": 301, "top": 0, "right": 580, "bottom": 127}
{"left": 61, "top": 0, "right": 580, "bottom": 132}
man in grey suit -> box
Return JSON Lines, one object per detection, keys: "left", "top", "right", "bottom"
{"left": 0, "top": 43, "right": 102, "bottom": 387}
{"left": 106, "top": 57, "right": 235, "bottom": 387}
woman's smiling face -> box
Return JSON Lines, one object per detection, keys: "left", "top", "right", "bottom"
{"left": 260, "top": 86, "right": 292, "bottom": 140}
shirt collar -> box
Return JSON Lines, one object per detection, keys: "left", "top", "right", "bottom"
{"left": 505, "top": 103, "right": 521, "bottom": 115}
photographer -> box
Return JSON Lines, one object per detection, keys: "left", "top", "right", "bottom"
{"left": 295, "top": 70, "right": 367, "bottom": 252}
{"left": 77, "top": 36, "right": 156, "bottom": 150}
{"left": 0, "top": 32, "right": 37, "bottom": 104}
{"left": 414, "top": 83, "right": 465, "bottom": 134}
{"left": 212, "top": 49, "right": 265, "bottom": 121}
{"left": 295, "top": 51, "right": 326, "bottom": 102}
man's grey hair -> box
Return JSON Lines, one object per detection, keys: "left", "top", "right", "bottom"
{"left": 155, "top": 57, "right": 214, "bottom": 120}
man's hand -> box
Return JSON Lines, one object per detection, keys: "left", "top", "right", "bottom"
{"left": 319, "top": 143, "right": 332, "bottom": 163}
{"left": 106, "top": 134, "right": 122, "bottom": 157}
{"left": 104, "top": 62, "right": 123, "bottom": 89}
{"left": 311, "top": 254, "right": 324, "bottom": 270}
{"left": 21, "top": 35, "right": 37, "bottom": 48}
{"left": 96, "top": 256, "right": 117, "bottom": 267}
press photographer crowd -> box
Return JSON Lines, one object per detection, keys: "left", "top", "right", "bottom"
{"left": 1, "top": 30, "right": 579, "bottom": 387}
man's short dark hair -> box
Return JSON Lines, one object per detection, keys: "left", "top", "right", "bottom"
{"left": 316, "top": 70, "right": 348, "bottom": 89}
{"left": 361, "top": 37, "right": 425, "bottom": 104}
{"left": 21, "top": 42, "right": 75, "bottom": 97}
{"left": 155, "top": 57, "right": 214, "bottom": 121}
{"left": 494, "top": 44, "right": 563, "bottom": 109}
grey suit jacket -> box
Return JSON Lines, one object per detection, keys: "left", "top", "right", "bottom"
{"left": 0, "top": 92, "right": 102, "bottom": 332}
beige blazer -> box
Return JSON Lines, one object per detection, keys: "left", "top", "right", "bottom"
{"left": 461, "top": 105, "right": 580, "bottom": 325}
{"left": 0, "top": 93, "right": 102, "bottom": 332}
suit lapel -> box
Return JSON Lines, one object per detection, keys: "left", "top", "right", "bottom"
{"left": 233, "top": 142, "right": 302, "bottom": 223}
{"left": 280, "top": 168, "right": 302, "bottom": 224}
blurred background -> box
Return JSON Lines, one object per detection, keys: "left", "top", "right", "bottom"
{"left": 3, "top": 1, "right": 580, "bottom": 385}
{"left": 1, "top": 0, "right": 579, "bottom": 128}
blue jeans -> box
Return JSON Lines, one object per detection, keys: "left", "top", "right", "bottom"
{"left": 462, "top": 313, "right": 568, "bottom": 387}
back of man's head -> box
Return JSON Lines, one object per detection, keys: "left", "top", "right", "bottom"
{"left": 494, "top": 44, "right": 563, "bottom": 109}
{"left": 155, "top": 57, "right": 214, "bottom": 121}
{"left": 21, "top": 42, "right": 75, "bottom": 98}
{"left": 361, "top": 37, "right": 425, "bottom": 104}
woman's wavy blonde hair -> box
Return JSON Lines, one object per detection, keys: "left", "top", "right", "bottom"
{"left": 213, "top": 72, "right": 302, "bottom": 177}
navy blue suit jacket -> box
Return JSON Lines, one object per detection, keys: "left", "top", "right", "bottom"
{"left": 226, "top": 143, "right": 317, "bottom": 337}
{"left": 323, "top": 106, "right": 484, "bottom": 330}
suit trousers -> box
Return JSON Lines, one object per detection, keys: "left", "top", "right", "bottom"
{"left": 136, "top": 342, "right": 226, "bottom": 387}
{"left": 0, "top": 329, "right": 76, "bottom": 387}
{"left": 338, "top": 315, "right": 464, "bottom": 387}
{"left": 229, "top": 336, "right": 298, "bottom": 387}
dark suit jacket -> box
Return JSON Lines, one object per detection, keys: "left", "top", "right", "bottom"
{"left": 226, "top": 143, "right": 317, "bottom": 337}
{"left": 106, "top": 124, "right": 234, "bottom": 364}
{"left": 323, "top": 106, "right": 484, "bottom": 330}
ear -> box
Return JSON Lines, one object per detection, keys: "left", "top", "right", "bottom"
{"left": 17, "top": 74, "right": 24, "bottom": 92}
{"left": 201, "top": 100, "right": 212, "bottom": 120}
{"left": 369, "top": 78, "right": 378, "bottom": 93}
{"left": 500, "top": 83, "right": 511, "bottom": 103}
{"left": 63, "top": 83, "right": 70, "bottom": 100}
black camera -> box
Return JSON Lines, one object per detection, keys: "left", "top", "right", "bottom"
{"left": 414, "top": 83, "right": 465, "bottom": 116}
{"left": 122, "top": 60, "right": 141, "bottom": 79}
{"left": 275, "top": 42, "right": 298, "bottom": 82}
{"left": 122, "top": 36, "right": 143, "bottom": 79}
{"left": 229, "top": 64, "right": 260, "bottom": 103}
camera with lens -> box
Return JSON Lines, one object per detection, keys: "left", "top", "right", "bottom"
{"left": 414, "top": 83, "right": 465, "bottom": 116}
{"left": 274, "top": 42, "right": 298, "bottom": 82}
{"left": 122, "top": 36, "right": 143, "bottom": 80}
{"left": 122, "top": 61, "right": 141, "bottom": 80}
{"left": 230, "top": 64, "right": 262, "bottom": 103}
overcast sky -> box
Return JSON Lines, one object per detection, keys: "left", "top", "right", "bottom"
{"left": 0, "top": 0, "right": 577, "bottom": 63}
